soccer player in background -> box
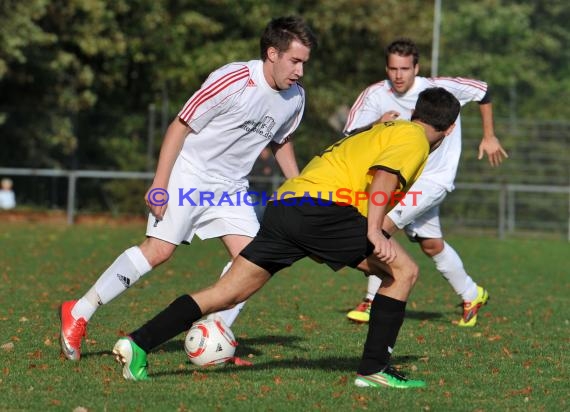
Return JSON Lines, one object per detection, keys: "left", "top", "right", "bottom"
{"left": 58, "top": 16, "right": 317, "bottom": 361}
{"left": 112, "top": 87, "right": 461, "bottom": 387}
{"left": 344, "top": 38, "right": 508, "bottom": 326}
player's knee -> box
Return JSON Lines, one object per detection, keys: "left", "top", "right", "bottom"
{"left": 419, "top": 238, "right": 444, "bottom": 257}
{"left": 140, "top": 239, "right": 175, "bottom": 266}
{"left": 402, "top": 260, "right": 420, "bottom": 286}
{"left": 387, "top": 259, "right": 419, "bottom": 290}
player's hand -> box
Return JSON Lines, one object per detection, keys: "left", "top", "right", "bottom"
{"left": 145, "top": 184, "right": 169, "bottom": 221}
{"left": 368, "top": 230, "right": 396, "bottom": 264}
{"left": 478, "top": 136, "right": 509, "bottom": 167}
{"left": 376, "top": 110, "right": 400, "bottom": 124}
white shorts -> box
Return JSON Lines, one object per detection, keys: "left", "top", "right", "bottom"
{"left": 146, "top": 157, "right": 260, "bottom": 245}
{"left": 387, "top": 178, "right": 448, "bottom": 240}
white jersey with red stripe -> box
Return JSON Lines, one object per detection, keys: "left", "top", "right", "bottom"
{"left": 178, "top": 59, "right": 305, "bottom": 185}
{"left": 344, "top": 76, "right": 487, "bottom": 191}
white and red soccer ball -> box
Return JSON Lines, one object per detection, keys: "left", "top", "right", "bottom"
{"left": 184, "top": 318, "right": 237, "bottom": 366}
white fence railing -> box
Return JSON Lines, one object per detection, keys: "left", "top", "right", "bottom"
{"left": 1, "top": 167, "right": 569, "bottom": 240}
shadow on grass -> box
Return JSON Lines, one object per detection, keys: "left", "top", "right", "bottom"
{"left": 82, "top": 350, "right": 111, "bottom": 358}
{"left": 405, "top": 310, "right": 444, "bottom": 321}
{"left": 146, "top": 332, "right": 423, "bottom": 378}
{"left": 152, "top": 353, "right": 423, "bottom": 378}
{"left": 339, "top": 309, "right": 445, "bottom": 323}
{"left": 80, "top": 335, "right": 307, "bottom": 359}
{"left": 82, "top": 312, "right": 445, "bottom": 361}
{"left": 153, "top": 334, "right": 307, "bottom": 357}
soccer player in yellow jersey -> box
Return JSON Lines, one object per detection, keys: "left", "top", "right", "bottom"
{"left": 278, "top": 119, "right": 429, "bottom": 217}
{"left": 112, "top": 88, "right": 460, "bottom": 389}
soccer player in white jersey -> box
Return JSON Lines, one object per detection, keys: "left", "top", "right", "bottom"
{"left": 59, "top": 16, "right": 317, "bottom": 362}
{"left": 344, "top": 38, "right": 508, "bottom": 327}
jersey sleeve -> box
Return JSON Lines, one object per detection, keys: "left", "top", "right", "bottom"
{"left": 370, "top": 127, "right": 429, "bottom": 190}
{"left": 432, "top": 77, "right": 488, "bottom": 106}
{"left": 177, "top": 63, "right": 250, "bottom": 133}
{"left": 343, "top": 82, "right": 385, "bottom": 134}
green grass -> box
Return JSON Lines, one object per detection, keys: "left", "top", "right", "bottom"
{"left": 0, "top": 221, "right": 568, "bottom": 411}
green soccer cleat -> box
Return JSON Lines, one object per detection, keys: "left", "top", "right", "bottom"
{"left": 355, "top": 366, "right": 426, "bottom": 389}
{"left": 458, "top": 286, "right": 489, "bottom": 327}
{"left": 346, "top": 299, "right": 371, "bottom": 323}
{"left": 112, "top": 337, "right": 149, "bottom": 381}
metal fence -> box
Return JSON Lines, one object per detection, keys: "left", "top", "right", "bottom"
{"left": 1, "top": 118, "right": 569, "bottom": 239}
{"left": 0, "top": 167, "right": 569, "bottom": 240}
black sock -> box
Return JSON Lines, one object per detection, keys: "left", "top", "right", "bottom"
{"left": 357, "top": 293, "right": 406, "bottom": 375}
{"left": 129, "top": 294, "right": 202, "bottom": 353}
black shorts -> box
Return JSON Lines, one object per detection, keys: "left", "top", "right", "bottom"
{"left": 240, "top": 199, "right": 374, "bottom": 274}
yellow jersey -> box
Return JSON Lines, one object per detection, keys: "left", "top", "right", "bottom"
{"left": 277, "top": 120, "right": 430, "bottom": 217}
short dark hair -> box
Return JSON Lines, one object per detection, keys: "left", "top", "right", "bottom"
{"left": 260, "top": 16, "right": 317, "bottom": 61}
{"left": 411, "top": 88, "right": 460, "bottom": 131}
{"left": 385, "top": 38, "right": 419, "bottom": 66}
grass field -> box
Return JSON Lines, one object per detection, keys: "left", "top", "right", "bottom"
{"left": 0, "top": 220, "right": 568, "bottom": 411}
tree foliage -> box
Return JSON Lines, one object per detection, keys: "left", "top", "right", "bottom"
{"left": 0, "top": 0, "right": 567, "bottom": 211}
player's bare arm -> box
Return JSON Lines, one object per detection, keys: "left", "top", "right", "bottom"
{"left": 270, "top": 139, "right": 300, "bottom": 179}
{"left": 145, "top": 118, "right": 190, "bottom": 220}
{"left": 477, "top": 102, "right": 509, "bottom": 167}
{"left": 367, "top": 169, "right": 399, "bottom": 264}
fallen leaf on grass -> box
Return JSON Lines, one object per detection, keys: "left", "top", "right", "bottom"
{"left": 191, "top": 371, "right": 208, "bottom": 381}
{"left": 336, "top": 375, "right": 347, "bottom": 386}
{"left": 1, "top": 342, "right": 14, "bottom": 352}
{"left": 260, "top": 385, "right": 271, "bottom": 394}
{"left": 522, "top": 360, "right": 532, "bottom": 369}
{"left": 509, "top": 386, "right": 532, "bottom": 396}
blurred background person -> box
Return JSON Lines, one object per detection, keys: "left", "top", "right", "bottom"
{"left": 0, "top": 178, "right": 16, "bottom": 210}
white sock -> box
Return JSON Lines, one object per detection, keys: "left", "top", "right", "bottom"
{"left": 71, "top": 296, "right": 97, "bottom": 321}
{"left": 209, "top": 261, "right": 245, "bottom": 327}
{"left": 432, "top": 241, "right": 478, "bottom": 301}
{"left": 365, "top": 275, "right": 382, "bottom": 301}
{"left": 72, "top": 246, "right": 152, "bottom": 321}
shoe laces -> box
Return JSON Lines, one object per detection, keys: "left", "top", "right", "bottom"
{"left": 381, "top": 365, "right": 408, "bottom": 381}
{"left": 68, "top": 318, "right": 87, "bottom": 348}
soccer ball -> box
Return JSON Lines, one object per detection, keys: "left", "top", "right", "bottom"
{"left": 184, "top": 318, "right": 237, "bottom": 366}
